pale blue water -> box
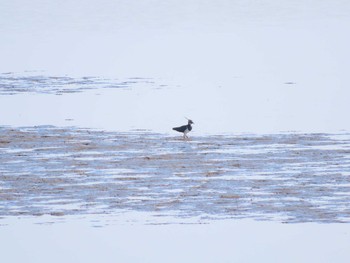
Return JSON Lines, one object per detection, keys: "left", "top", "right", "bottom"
{"left": 1, "top": 2, "right": 350, "bottom": 263}
{"left": 1, "top": 126, "right": 350, "bottom": 223}
{"left": 1, "top": 0, "right": 350, "bottom": 133}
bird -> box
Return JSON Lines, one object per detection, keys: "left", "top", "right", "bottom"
{"left": 173, "top": 118, "right": 194, "bottom": 139}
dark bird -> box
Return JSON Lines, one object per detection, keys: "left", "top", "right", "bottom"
{"left": 173, "top": 119, "right": 194, "bottom": 139}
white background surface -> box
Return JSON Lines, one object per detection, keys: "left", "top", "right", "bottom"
{"left": 1, "top": 0, "right": 350, "bottom": 134}
{"left": 1, "top": 215, "right": 350, "bottom": 263}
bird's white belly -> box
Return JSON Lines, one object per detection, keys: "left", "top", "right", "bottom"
{"left": 184, "top": 129, "right": 190, "bottom": 134}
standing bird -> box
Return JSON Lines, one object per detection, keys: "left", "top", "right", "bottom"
{"left": 173, "top": 119, "right": 194, "bottom": 139}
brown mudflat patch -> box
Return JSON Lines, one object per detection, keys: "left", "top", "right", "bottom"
{"left": 1, "top": 126, "right": 350, "bottom": 223}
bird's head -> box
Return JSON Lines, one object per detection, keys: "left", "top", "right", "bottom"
{"left": 186, "top": 118, "right": 194, "bottom": 125}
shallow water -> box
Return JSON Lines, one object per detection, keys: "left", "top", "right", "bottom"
{"left": 0, "top": 72, "right": 157, "bottom": 95}
{"left": 1, "top": 214, "right": 349, "bottom": 263}
{"left": 1, "top": 2, "right": 350, "bottom": 263}
{"left": 1, "top": 126, "right": 349, "bottom": 223}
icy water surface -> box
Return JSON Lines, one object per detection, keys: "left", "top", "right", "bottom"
{"left": 1, "top": 126, "right": 350, "bottom": 223}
